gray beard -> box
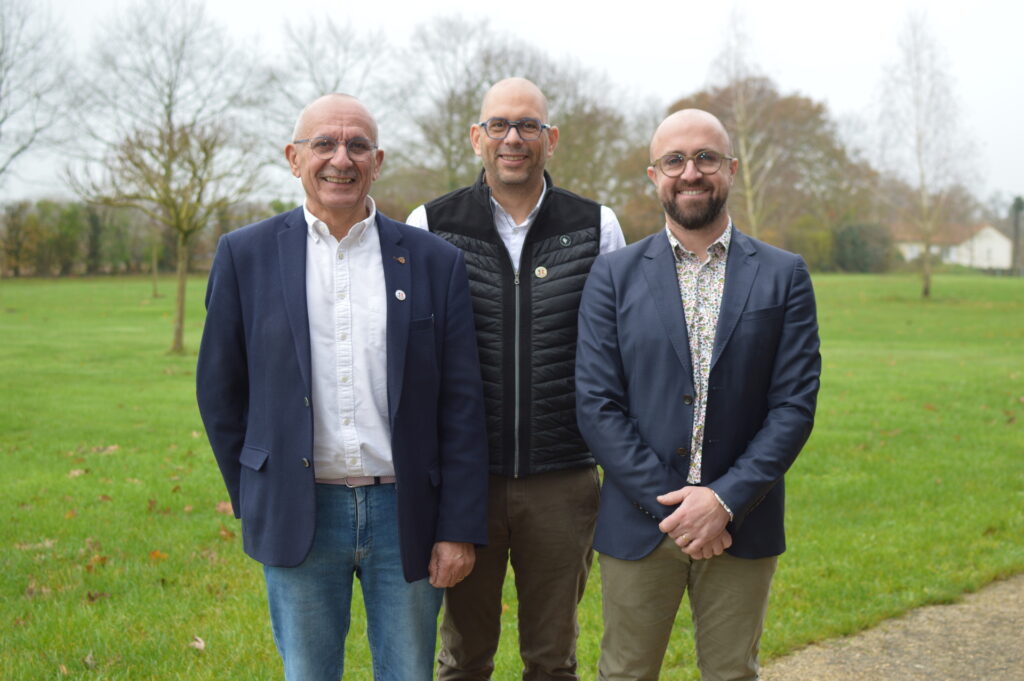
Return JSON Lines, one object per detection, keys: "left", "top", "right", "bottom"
{"left": 662, "top": 192, "right": 726, "bottom": 231}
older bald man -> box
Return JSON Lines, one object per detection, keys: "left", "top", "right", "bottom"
{"left": 197, "top": 94, "right": 488, "bottom": 681}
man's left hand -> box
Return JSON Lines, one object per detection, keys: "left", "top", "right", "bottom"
{"left": 428, "top": 541, "right": 476, "bottom": 588}
{"left": 656, "top": 486, "right": 730, "bottom": 559}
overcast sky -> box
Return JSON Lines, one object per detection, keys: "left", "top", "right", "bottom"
{"left": 6, "top": 0, "right": 1022, "bottom": 209}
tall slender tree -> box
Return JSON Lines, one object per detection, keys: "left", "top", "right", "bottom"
{"left": 68, "top": 0, "right": 269, "bottom": 353}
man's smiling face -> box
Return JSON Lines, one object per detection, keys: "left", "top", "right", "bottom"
{"left": 470, "top": 80, "right": 558, "bottom": 191}
{"left": 285, "top": 96, "right": 383, "bottom": 227}
{"left": 647, "top": 110, "right": 737, "bottom": 233}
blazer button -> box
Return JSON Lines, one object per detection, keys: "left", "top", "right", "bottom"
{"left": 301, "top": 458, "right": 311, "bottom": 468}
{"left": 682, "top": 395, "right": 694, "bottom": 405}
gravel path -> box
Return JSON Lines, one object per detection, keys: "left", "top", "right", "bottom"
{"left": 762, "top": 574, "right": 1024, "bottom": 681}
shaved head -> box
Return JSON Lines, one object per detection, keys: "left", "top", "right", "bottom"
{"left": 479, "top": 77, "right": 550, "bottom": 123}
{"left": 292, "top": 93, "right": 378, "bottom": 143}
{"left": 649, "top": 109, "right": 732, "bottom": 161}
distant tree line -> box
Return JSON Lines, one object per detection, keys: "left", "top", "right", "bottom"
{"left": 0, "top": 1, "right": 1017, "bottom": 346}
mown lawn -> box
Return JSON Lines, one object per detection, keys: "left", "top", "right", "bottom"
{"left": 1, "top": 273, "right": 1021, "bottom": 680}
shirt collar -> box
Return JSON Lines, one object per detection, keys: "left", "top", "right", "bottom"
{"left": 303, "top": 197, "right": 378, "bottom": 244}
{"left": 490, "top": 177, "right": 548, "bottom": 227}
{"left": 667, "top": 221, "right": 733, "bottom": 263}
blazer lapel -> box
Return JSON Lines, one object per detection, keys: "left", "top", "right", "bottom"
{"left": 377, "top": 214, "right": 411, "bottom": 423}
{"left": 641, "top": 231, "right": 692, "bottom": 377}
{"left": 277, "top": 207, "right": 312, "bottom": 394}
{"left": 711, "top": 227, "right": 758, "bottom": 370}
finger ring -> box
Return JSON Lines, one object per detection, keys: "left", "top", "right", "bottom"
{"left": 680, "top": 533, "right": 690, "bottom": 543}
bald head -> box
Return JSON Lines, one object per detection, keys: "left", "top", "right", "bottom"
{"left": 479, "top": 77, "right": 550, "bottom": 123}
{"left": 649, "top": 109, "right": 732, "bottom": 161}
{"left": 292, "top": 93, "right": 378, "bottom": 143}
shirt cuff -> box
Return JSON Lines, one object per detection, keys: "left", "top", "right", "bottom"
{"left": 712, "top": 490, "right": 734, "bottom": 521}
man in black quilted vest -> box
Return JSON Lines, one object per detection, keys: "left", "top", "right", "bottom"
{"left": 406, "top": 77, "right": 625, "bottom": 681}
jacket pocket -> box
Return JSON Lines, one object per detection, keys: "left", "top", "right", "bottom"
{"left": 740, "top": 304, "right": 784, "bottom": 322}
{"left": 239, "top": 445, "right": 269, "bottom": 471}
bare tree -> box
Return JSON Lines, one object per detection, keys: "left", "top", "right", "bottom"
{"left": 69, "top": 0, "right": 269, "bottom": 353}
{"left": 0, "top": 0, "right": 67, "bottom": 186}
{"left": 879, "top": 11, "right": 965, "bottom": 297}
{"left": 265, "top": 17, "right": 387, "bottom": 141}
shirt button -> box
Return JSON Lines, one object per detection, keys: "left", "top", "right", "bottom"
{"left": 683, "top": 395, "right": 694, "bottom": 405}
{"left": 338, "top": 332, "right": 347, "bottom": 340}
{"left": 341, "top": 376, "right": 349, "bottom": 383}
{"left": 338, "top": 252, "right": 344, "bottom": 260}
{"left": 342, "top": 418, "right": 350, "bottom": 426}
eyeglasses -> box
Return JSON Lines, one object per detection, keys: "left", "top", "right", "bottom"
{"left": 477, "top": 117, "right": 551, "bottom": 141}
{"left": 292, "top": 136, "right": 378, "bottom": 161}
{"left": 650, "top": 150, "right": 735, "bottom": 177}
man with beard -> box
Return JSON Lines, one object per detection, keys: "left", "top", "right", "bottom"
{"left": 406, "top": 77, "right": 624, "bottom": 680}
{"left": 575, "top": 108, "right": 821, "bottom": 681}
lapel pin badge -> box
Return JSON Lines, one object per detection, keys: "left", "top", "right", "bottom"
{"left": 393, "top": 256, "right": 406, "bottom": 264}
{"left": 395, "top": 290, "right": 406, "bottom": 301}
{"left": 534, "top": 266, "right": 548, "bottom": 279}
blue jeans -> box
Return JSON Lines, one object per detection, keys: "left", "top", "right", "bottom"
{"left": 264, "top": 483, "right": 443, "bottom": 681}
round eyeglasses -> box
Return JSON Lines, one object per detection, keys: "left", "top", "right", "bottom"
{"left": 651, "top": 150, "right": 736, "bottom": 177}
{"left": 292, "top": 136, "right": 378, "bottom": 161}
{"left": 478, "top": 117, "right": 551, "bottom": 141}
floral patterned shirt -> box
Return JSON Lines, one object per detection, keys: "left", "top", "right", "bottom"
{"left": 667, "top": 225, "right": 732, "bottom": 484}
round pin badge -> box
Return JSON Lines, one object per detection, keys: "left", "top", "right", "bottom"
{"left": 395, "top": 290, "right": 406, "bottom": 300}
{"left": 534, "top": 266, "right": 548, "bottom": 279}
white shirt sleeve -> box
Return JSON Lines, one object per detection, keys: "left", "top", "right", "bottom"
{"left": 599, "top": 205, "right": 626, "bottom": 253}
{"left": 405, "top": 204, "right": 429, "bottom": 230}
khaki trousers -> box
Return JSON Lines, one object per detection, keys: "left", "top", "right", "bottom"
{"left": 598, "top": 536, "right": 777, "bottom": 681}
{"left": 438, "top": 467, "right": 600, "bottom": 681}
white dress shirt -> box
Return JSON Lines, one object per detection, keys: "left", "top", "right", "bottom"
{"left": 404, "top": 180, "right": 625, "bottom": 269}
{"left": 304, "top": 199, "right": 393, "bottom": 480}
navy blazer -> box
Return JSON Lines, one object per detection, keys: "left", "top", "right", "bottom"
{"left": 575, "top": 227, "right": 820, "bottom": 560}
{"left": 196, "top": 207, "right": 489, "bottom": 581}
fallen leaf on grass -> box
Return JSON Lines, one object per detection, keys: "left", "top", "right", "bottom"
{"left": 126, "top": 478, "right": 142, "bottom": 484}
{"left": 183, "top": 505, "right": 194, "bottom": 513}
{"left": 83, "top": 652, "right": 96, "bottom": 669}
{"left": 923, "top": 403, "right": 937, "bottom": 411}
{"left": 84, "top": 555, "right": 108, "bottom": 572}
{"left": 64, "top": 509, "right": 77, "bottom": 519}
{"left": 215, "top": 501, "right": 233, "bottom": 515}
{"left": 171, "top": 485, "right": 181, "bottom": 493}
{"left": 68, "top": 469, "right": 88, "bottom": 478}
{"left": 189, "top": 636, "right": 206, "bottom": 652}
{"left": 98, "top": 494, "right": 113, "bottom": 502}
{"left": 149, "top": 550, "right": 168, "bottom": 562}
{"left": 191, "top": 431, "right": 202, "bottom": 439}
{"left": 25, "top": 578, "right": 51, "bottom": 598}
{"left": 218, "top": 524, "right": 235, "bottom": 541}
{"left": 86, "top": 592, "right": 110, "bottom": 603}
{"left": 59, "top": 664, "right": 68, "bottom": 675}
{"left": 147, "top": 499, "right": 157, "bottom": 512}
{"left": 15, "top": 539, "right": 56, "bottom": 551}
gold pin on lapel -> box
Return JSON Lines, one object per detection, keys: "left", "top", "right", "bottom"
{"left": 393, "top": 256, "right": 407, "bottom": 264}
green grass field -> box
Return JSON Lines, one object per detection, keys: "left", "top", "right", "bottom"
{"left": 2, "top": 273, "right": 1022, "bottom": 680}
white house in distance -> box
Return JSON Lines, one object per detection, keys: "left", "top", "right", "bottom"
{"left": 893, "top": 224, "right": 1014, "bottom": 270}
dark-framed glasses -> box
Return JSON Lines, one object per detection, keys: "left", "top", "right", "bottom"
{"left": 651, "top": 150, "right": 735, "bottom": 177}
{"left": 478, "top": 117, "right": 551, "bottom": 141}
{"left": 293, "top": 136, "right": 378, "bottom": 161}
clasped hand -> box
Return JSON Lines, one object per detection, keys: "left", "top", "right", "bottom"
{"left": 657, "top": 486, "right": 732, "bottom": 560}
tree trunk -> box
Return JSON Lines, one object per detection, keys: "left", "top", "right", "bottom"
{"left": 151, "top": 239, "right": 161, "bottom": 298}
{"left": 169, "top": 232, "right": 188, "bottom": 355}
{"left": 920, "top": 244, "right": 932, "bottom": 298}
